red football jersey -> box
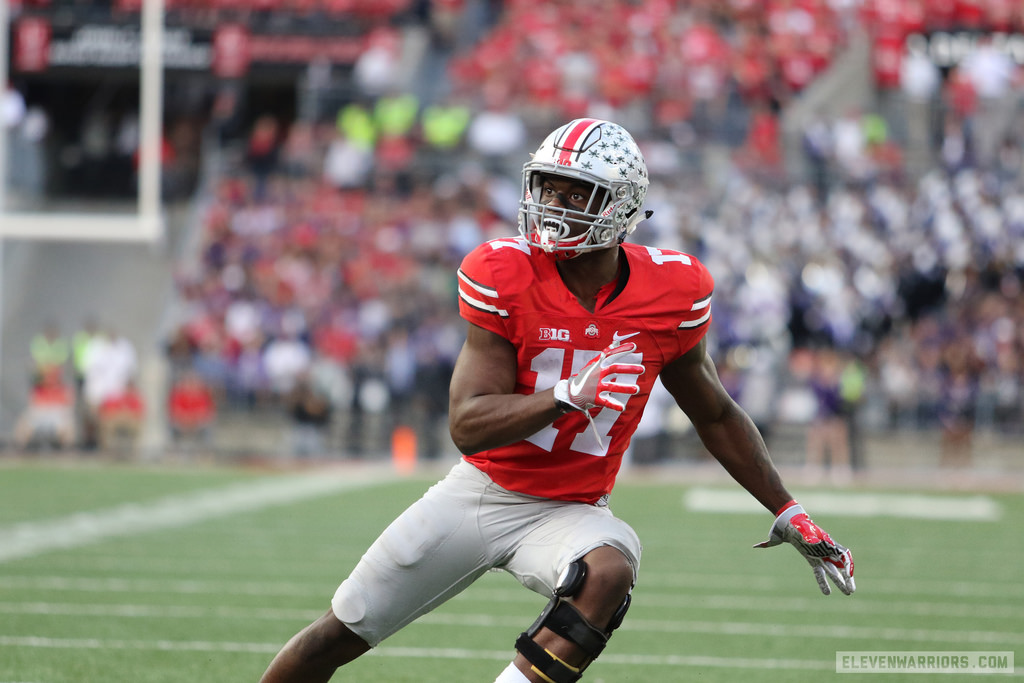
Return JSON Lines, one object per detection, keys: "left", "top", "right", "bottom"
{"left": 457, "top": 237, "right": 714, "bottom": 503}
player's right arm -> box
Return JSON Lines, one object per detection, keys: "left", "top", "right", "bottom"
{"left": 661, "top": 338, "right": 854, "bottom": 596}
{"left": 448, "top": 322, "right": 563, "bottom": 455}
{"left": 659, "top": 337, "right": 792, "bottom": 514}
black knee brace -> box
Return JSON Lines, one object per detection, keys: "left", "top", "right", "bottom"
{"left": 514, "top": 560, "right": 632, "bottom": 683}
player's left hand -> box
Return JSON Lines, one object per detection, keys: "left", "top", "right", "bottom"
{"left": 754, "top": 500, "right": 855, "bottom": 596}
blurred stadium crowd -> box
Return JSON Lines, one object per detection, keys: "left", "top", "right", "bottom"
{"left": 9, "top": 0, "right": 1024, "bottom": 465}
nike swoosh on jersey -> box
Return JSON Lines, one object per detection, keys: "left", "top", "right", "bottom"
{"left": 612, "top": 331, "right": 640, "bottom": 344}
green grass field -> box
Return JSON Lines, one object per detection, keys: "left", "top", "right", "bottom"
{"left": 0, "top": 457, "right": 1020, "bottom": 682}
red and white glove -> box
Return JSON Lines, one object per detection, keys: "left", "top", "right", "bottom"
{"left": 754, "top": 500, "right": 855, "bottom": 596}
{"left": 553, "top": 342, "right": 645, "bottom": 413}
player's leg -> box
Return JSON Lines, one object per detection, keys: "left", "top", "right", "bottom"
{"left": 260, "top": 460, "right": 494, "bottom": 682}
{"left": 259, "top": 611, "right": 370, "bottom": 683}
{"left": 511, "top": 545, "right": 634, "bottom": 682}
{"left": 498, "top": 503, "right": 641, "bottom": 682}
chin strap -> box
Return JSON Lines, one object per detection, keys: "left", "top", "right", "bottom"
{"left": 620, "top": 209, "right": 654, "bottom": 243}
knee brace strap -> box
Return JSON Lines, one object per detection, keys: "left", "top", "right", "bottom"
{"left": 530, "top": 598, "right": 609, "bottom": 657}
{"left": 515, "top": 559, "right": 634, "bottom": 682}
{"left": 516, "top": 597, "right": 609, "bottom": 681}
{"left": 514, "top": 633, "right": 582, "bottom": 683}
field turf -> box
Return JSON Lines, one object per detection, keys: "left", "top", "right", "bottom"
{"left": 0, "top": 458, "right": 1020, "bottom": 682}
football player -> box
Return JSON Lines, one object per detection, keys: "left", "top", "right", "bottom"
{"left": 259, "top": 118, "right": 854, "bottom": 683}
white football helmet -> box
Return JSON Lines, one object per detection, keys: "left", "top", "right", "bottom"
{"left": 519, "top": 118, "right": 650, "bottom": 260}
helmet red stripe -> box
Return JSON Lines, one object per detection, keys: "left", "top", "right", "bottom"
{"left": 556, "top": 118, "right": 601, "bottom": 165}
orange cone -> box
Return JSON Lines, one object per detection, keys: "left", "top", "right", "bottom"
{"left": 391, "top": 425, "right": 417, "bottom": 475}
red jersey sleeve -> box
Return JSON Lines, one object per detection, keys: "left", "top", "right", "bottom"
{"left": 673, "top": 254, "right": 714, "bottom": 357}
{"left": 456, "top": 238, "right": 532, "bottom": 339}
{"left": 627, "top": 243, "right": 715, "bottom": 361}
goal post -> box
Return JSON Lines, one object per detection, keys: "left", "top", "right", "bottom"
{"left": 0, "top": 0, "right": 165, "bottom": 242}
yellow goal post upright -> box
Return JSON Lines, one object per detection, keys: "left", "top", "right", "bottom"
{"left": 0, "top": 0, "right": 166, "bottom": 242}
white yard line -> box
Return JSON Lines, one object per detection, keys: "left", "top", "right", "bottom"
{"left": 0, "top": 469, "right": 392, "bottom": 564}
{"left": 0, "top": 575, "right": 322, "bottom": 595}
{"left": 0, "top": 601, "right": 317, "bottom": 620}
{"left": 2, "top": 570, "right": 1022, "bottom": 601}
{"left": 415, "top": 614, "right": 1024, "bottom": 647}
{"left": 2, "top": 588, "right": 1022, "bottom": 622}
{"left": 683, "top": 487, "right": 1002, "bottom": 521}
{"left": 638, "top": 571, "right": 1024, "bottom": 600}
{"left": 628, "top": 592, "right": 1024, "bottom": 620}
{"left": 615, "top": 618, "right": 1024, "bottom": 646}
{"left": 0, "top": 635, "right": 835, "bottom": 671}
{"left": 1, "top": 603, "right": 1021, "bottom": 646}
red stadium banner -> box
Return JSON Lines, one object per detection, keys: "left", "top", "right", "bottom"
{"left": 10, "top": 19, "right": 371, "bottom": 75}
{"left": 245, "top": 35, "right": 366, "bottom": 63}
{"left": 212, "top": 24, "right": 251, "bottom": 78}
{"left": 14, "top": 17, "right": 52, "bottom": 73}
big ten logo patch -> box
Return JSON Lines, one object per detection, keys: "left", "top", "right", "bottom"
{"left": 539, "top": 328, "right": 571, "bottom": 342}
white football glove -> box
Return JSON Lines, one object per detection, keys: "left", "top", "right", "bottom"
{"left": 754, "top": 501, "right": 855, "bottom": 596}
{"left": 553, "top": 341, "right": 644, "bottom": 412}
